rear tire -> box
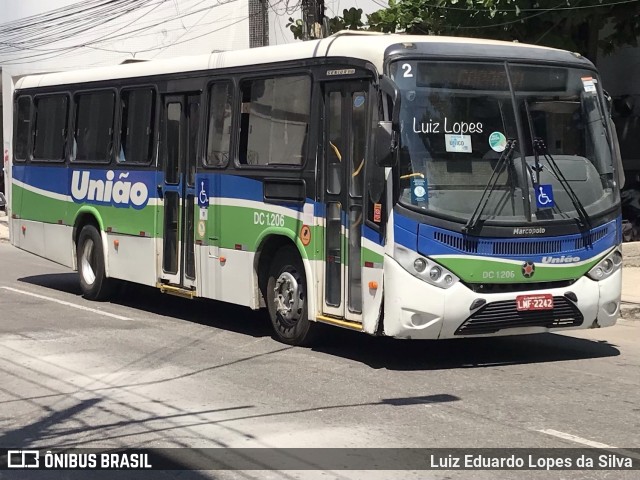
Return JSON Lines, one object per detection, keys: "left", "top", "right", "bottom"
{"left": 77, "top": 225, "right": 114, "bottom": 301}
{"left": 266, "top": 246, "right": 317, "bottom": 346}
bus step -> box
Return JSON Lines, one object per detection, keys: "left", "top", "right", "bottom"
{"left": 158, "top": 284, "right": 196, "bottom": 299}
{"left": 316, "top": 315, "right": 362, "bottom": 331}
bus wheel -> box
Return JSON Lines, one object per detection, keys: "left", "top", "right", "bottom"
{"left": 266, "top": 246, "right": 316, "bottom": 346}
{"left": 77, "top": 225, "right": 113, "bottom": 301}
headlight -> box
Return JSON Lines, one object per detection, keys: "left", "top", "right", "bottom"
{"left": 394, "top": 245, "right": 459, "bottom": 289}
{"left": 429, "top": 266, "right": 442, "bottom": 281}
{"left": 587, "top": 249, "right": 622, "bottom": 281}
{"left": 413, "top": 258, "right": 427, "bottom": 272}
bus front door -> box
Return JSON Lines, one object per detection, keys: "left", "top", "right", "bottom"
{"left": 159, "top": 94, "right": 200, "bottom": 290}
{"left": 322, "top": 82, "right": 369, "bottom": 322}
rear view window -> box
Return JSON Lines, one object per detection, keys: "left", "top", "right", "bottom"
{"left": 14, "top": 96, "right": 32, "bottom": 161}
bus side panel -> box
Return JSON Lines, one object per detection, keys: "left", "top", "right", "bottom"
{"left": 107, "top": 233, "right": 157, "bottom": 287}
{"left": 43, "top": 223, "right": 74, "bottom": 268}
{"left": 10, "top": 178, "right": 23, "bottom": 248}
{"left": 13, "top": 164, "right": 71, "bottom": 260}
{"left": 13, "top": 220, "right": 45, "bottom": 256}
{"left": 68, "top": 168, "right": 161, "bottom": 286}
{"left": 360, "top": 230, "right": 385, "bottom": 334}
{"left": 196, "top": 174, "right": 314, "bottom": 311}
{"left": 199, "top": 245, "right": 257, "bottom": 308}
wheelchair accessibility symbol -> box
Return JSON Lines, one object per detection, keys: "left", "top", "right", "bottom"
{"left": 198, "top": 179, "right": 209, "bottom": 208}
{"left": 535, "top": 184, "right": 555, "bottom": 209}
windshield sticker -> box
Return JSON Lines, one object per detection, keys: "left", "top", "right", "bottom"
{"left": 581, "top": 77, "right": 596, "bottom": 93}
{"left": 535, "top": 184, "right": 555, "bottom": 209}
{"left": 445, "top": 134, "right": 472, "bottom": 153}
{"left": 410, "top": 177, "right": 428, "bottom": 204}
{"left": 412, "top": 118, "right": 483, "bottom": 134}
{"left": 488, "top": 131, "right": 507, "bottom": 152}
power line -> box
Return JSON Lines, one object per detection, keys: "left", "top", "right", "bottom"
{"left": 149, "top": 0, "right": 219, "bottom": 58}
{"left": 0, "top": 0, "right": 242, "bottom": 65}
{"left": 0, "top": 0, "right": 159, "bottom": 49}
{"left": 0, "top": 0, "right": 261, "bottom": 66}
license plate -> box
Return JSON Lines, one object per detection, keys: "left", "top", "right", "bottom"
{"left": 516, "top": 294, "right": 554, "bottom": 311}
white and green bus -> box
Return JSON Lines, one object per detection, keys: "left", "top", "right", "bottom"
{"left": 4, "top": 32, "right": 625, "bottom": 345}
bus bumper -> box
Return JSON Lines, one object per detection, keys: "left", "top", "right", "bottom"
{"left": 383, "top": 257, "right": 621, "bottom": 339}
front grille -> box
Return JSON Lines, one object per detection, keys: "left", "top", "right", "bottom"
{"left": 434, "top": 231, "right": 479, "bottom": 253}
{"left": 431, "top": 224, "right": 611, "bottom": 256}
{"left": 492, "top": 239, "right": 564, "bottom": 255}
{"left": 574, "top": 226, "right": 608, "bottom": 249}
{"left": 455, "top": 296, "right": 584, "bottom": 336}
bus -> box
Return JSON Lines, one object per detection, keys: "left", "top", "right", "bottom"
{"left": 4, "top": 32, "right": 625, "bottom": 345}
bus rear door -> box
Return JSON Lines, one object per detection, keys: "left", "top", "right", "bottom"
{"left": 159, "top": 93, "right": 200, "bottom": 290}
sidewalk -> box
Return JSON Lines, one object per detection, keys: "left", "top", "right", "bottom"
{"left": 0, "top": 210, "right": 7, "bottom": 243}
{"left": 621, "top": 242, "right": 640, "bottom": 307}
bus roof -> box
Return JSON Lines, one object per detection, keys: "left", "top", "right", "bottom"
{"left": 15, "top": 32, "right": 592, "bottom": 90}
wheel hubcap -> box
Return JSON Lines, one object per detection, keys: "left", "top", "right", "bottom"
{"left": 81, "top": 239, "right": 96, "bottom": 285}
{"left": 274, "top": 271, "right": 302, "bottom": 326}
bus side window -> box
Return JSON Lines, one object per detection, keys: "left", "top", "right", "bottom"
{"left": 73, "top": 91, "right": 115, "bottom": 163}
{"left": 118, "top": 88, "right": 156, "bottom": 164}
{"left": 33, "top": 95, "right": 68, "bottom": 162}
{"left": 205, "top": 82, "right": 233, "bottom": 168}
{"left": 237, "top": 75, "right": 311, "bottom": 167}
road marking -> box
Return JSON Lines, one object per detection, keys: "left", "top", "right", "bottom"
{"left": 537, "top": 429, "right": 640, "bottom": 461}
{"left": 1, "top": 286, "right": 131, "bottom": 321}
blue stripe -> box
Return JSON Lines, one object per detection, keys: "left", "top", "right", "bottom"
{"left": 14, "top": 165, "right": 162, "bottom": 199}
{"left": 394, "top": 211, "right": 619, "bottom": 262}
{"left": 13, "top": 165, "right": 70, "bottom": 196}
{"left": 363, "top": 225, "right": 383, "bottom": 245}
{"left": 418, "top": 220, "right": 619, "bottom": 263}
{"left": 394, "top": 213, "right": 418, "bottom": 251}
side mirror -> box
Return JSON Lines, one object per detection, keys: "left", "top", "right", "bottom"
{"left": 374, "top": 121, "right": 397, "bottom": 167}
{"left": 609, "top": 120, "right": 625, "bottom": 188}
{"left": 379, "top": 75, "right": 401, "bottom": 129}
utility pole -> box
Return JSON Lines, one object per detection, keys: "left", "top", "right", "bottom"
{"left": 302, "top": 0, "right": 325, "bottom": 40}
{"left": 249, "top": 0, "right": 269, "bottom": 47}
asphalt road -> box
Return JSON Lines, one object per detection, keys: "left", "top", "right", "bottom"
{"left": 0, "top": 242, "right": 639, "bottom": 480}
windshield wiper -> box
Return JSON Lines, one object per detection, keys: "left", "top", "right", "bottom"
{"left": 463, "top": 139, "right": 517, "bottom": 234}
{"left": 533, "top": 138, "right": 592, "bottom": 232}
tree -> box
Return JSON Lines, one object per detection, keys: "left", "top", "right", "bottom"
{"left": 294, "top": 0, "right": 640, "bottom": 63}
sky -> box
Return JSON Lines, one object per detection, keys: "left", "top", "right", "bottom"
{"left": 0, "top": 0, "right": 388, "bottom": 74}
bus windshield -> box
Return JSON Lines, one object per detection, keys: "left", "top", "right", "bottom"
{"left": 390, "top": 61, "right": 619, "bottom": 225}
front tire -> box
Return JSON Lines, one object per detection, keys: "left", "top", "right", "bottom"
{"left": 77, "top": 225, "right": 114, "bottom": 301}
{"left": 266, "top": 246, "right": 317, "bottom": 346}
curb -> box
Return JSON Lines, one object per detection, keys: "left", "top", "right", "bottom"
{"left": 621, "top": 302, "right": 640, "bottom": 320}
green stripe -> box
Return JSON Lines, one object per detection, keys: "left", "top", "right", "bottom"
{"left": 13, "top": 183, "right": 156, "bottom": 236}
{"left": 12, "top": 184, "right": 384, "bottom": 264}
{"left": 434, "top": 256, "right": 601, "bottom": 283}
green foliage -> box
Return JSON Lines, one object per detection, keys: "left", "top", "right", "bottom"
{"left": 286, "top": 17, "right": 304, "bottom": 40}
{"left": 312, "top": 0, "right": 640, "bottom": 62}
